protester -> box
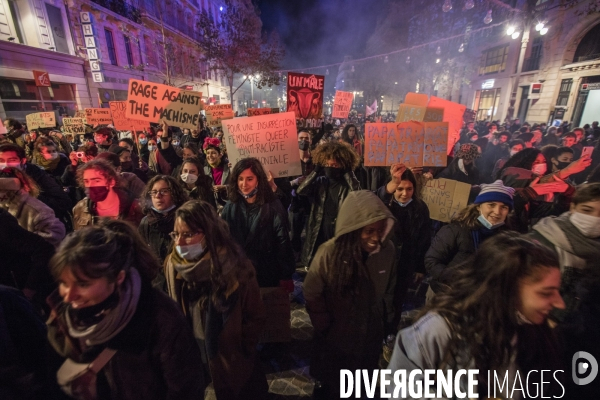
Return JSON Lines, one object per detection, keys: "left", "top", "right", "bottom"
{"left": 529, "top": 183, "right": 600, "bottom": 321}
{"left": 72, "top": 159, "right": 143, "bottom": 230}
{"left": 93, "top": 127, "right": 119, "bottom": 153}
{"left": 221, "top": 157, "right": 295, "bottom": 288}
{"left": 377, "top": 164, "right": 431, "bottom": 324}
{"left": 437, "top": 143, "right": 480, "bottom": 185}
{"left": 146, "top": 137, "right": 172, "bottom": 176}
{"left": 0, "top": 167, "right": 65, "bottom": 248}
{"left": 425, "top": 180, "right": 514, "bottom": 297}
{"left": 139, "top": 175, "right": 189, "bottom": 267}
{"left": 176, "top": 157, "right": 215, "bottom": 207}
{"left": 164, "top": 200, "right": 268, "bottom": 399}
{"left": 389, "top": 234, "right": 565, "bottom": 398}
{"left": 2, "top": 118, "right": 26, "bottom": 147}
{"left": 340, "top": 124, "right": 363, "bottom": 157}
{"left": 31, "top": 136, "right": 70, "bottom": 179}
{"left": 289, "top": 128, "right": 315, "bottom": 255}
{"left": 297, "top": 141, "right": 361, "bottom": 269}
{"left": 304, "top": 190, "right": 396, "bottom": 399}
{"left": 491, "top": 139, "right": 524, "bottom": 181}
{"left": 47, "top": 220, "right": 206, "bottom": 399}
{"left": 203, "top": 137, "right": 230, "bottom": 203}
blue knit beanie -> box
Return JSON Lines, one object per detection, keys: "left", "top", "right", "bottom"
{"left": 474, "top": 180, "right": 515, "bottom": 210}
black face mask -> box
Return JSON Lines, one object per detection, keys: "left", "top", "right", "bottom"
{"left": 86, "top": 186, "right": 110, "bottom": 202}
{"left": 120, "top": 161, "right": 133, "bottom": 172}
{"left": 555, "top": 161, "right": 570, "bottom": 170}
{"left": 299, "top": 141, "right": 310, "bottom": 151}
{"left": 324, "top": 167, "right": 344, "bottom": 180}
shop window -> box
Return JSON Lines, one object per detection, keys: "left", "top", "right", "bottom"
{"left": 479, "top": 45, "right": 509, "bottom": 75}
{"left": 556, "top": 79, "right": 573, "bottom": 106}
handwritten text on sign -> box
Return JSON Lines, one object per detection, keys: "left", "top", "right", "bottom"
{"left": 248, "top": 108, "right": 279, "bottom": 117}
{"left": 85, "top": 108, "right": 112, "bottom": 125}
{"left": 364, "top": 122, "right": 448, "bottom": 167}
{"left": 205, "top": 104, "right": 234, "bottom": 128}
{"left": 109, "top": 101, "right": 149, "bottom": 131}
{"left": 125, "top": 79, "right": 202, "bottom": 130}
{"left": 62, "top": 118, "right": 85, "bottom": 134}
{"left": 222, "top": 111, "right": 301, "bottom": 178}
{"left": 421, "top": 178, "right": 470, "bottom": 223}
{"left": 26, "top": 112, "right": 55, "bottom": 129}
{"left": 332, "top": 90, "right": 353, "bottom": 119}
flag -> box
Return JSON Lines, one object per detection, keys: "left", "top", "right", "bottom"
{"left": 366, "top": 100, "right": 378, "bottom": 116}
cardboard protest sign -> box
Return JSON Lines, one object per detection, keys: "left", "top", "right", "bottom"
{"left": 62, "top": 118, "right": 85, "bottom": 135}
{"left": 423, "top": 107, "right": 444, "bottom": 122}
{"left": 332, "top": 90, "right": 353, "bottom": 119}
{"left": 405, "top": 92, "right": 428, "bottom": 107}
{"left": 396, "top": 104, "right": 425, "bottom": 123}
{"left": 428, "top": 96, "right": 466, "bottom": 153}
{"left": 205, "top": 104, "right": 234, "bottom": 128}
{"left": 26, "top": 112, "right": 56, "bottom": 129}
{"left": 248, "top": 108, "right": 279, "bottom": 117}
{"left": 125, "top": 79, "right": 202, "bottom": 130}
{"left": 287, "top": 72, "right": 324, "bottom": 128}
{"left": 222, "top": 111, "right": 301, "bottom": 178}
{"left": 74, "top": 110, "right": 87, "bottom": 124}
{"left": 84, "top": 108, "right": 112, "bottom": 126}
{"left": 421, "top": 178, "right": 470, "bottom": 223}
{"left": 109, "top": 101, "right": 150, "bottom": 131}
{"left": 364, "top": 121, "right": 448, "bottom": 167}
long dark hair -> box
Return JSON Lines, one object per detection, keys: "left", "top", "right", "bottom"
{"left": 141, "top": 175, "right": 189, "bottom": 214}
{"left": 175, "top": 200, "right": 250, "bottom": 305}
{"left": 418, "top": 233, "right": 560, "bottom": 372}
{"left": 50, "top": 219, "right": 159, "bottom": 284}
{"left": 178, "top": 157, "right": 213, "bottom": 201}
{"left": 327, "top": 229, "right": 369, "bottom": 296}
{"left": 497, "top": 147, "right": 541, "bottom": 179}
{"left": 227, "top": 157, "right": 275, "bottom": 206}
{"left": 341, "top": 124, "right": 359, "bottom": 145}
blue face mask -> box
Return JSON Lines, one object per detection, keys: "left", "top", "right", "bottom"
{"left": 176, "top": 241, "right": 205, "bottom": 261}
{"left": 477, "top": 213, "right": 504, "bottom": 230}
{"left": 394, "top": 198, "right": 413, "bottom": 207}
{"left": 238, "top": 186, "right": 259, "bottom": 199}
{"left": 139, "top": 139, "right": 148, "bottom": 145}
{"left": 151, "top": 204, "right": 176, "bottom": 214}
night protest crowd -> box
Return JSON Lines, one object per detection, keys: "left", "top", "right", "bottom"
{"left": 1, "top": 112, "right": 600, "bottom": 400}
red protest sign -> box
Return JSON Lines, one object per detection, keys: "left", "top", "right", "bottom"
{"left": 109, "top": 101, "right": 150, "bottom": 131}
{"left": 428, "top": 96, "right": 466, "bottom": 154}
{"left": 287, "top": 72, "right": 324, "bottom": 128}
{"left": 332, "top": 90, "right": 353, "bottom": 119}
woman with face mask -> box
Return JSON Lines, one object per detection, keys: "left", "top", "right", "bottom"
{"left": 390, "top": 234, "right": 565, "bottom": 399}
{"left": 164, "top": 200, "right": 268, "bottom": 399}
{"left": 32, "top": 137, "right": 70, "bottom": 179}
{"left": 138, "top": 176, "right": 189, "bottom": 272}
{"left": 47, "top": 220, "right": 207, "bottom": 400}
{"left": 220, "top": 158, "right": 295, "bottom": 289}
{"left": 425, "top": 180, "right": 514, "bottom": 298}
{"left": 202, "top": 137, "right": 230, "bottom": 204}
{"left": 72, "top": 159, "right": 143, "bottom": 231}
{"left": 529, "top": 183, "right": 600, "bottom": 322}
{"left": 296, "top": 141, "right": 361, "bottom": 269}
{"left": 0, "top": 167, "right": 65, "bottom": 248}
{"left": 176, "top": 157, "right": 216, "bottom": 209}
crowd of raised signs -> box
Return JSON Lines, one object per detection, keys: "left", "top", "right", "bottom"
{"left": 0, "top": 111, "right": 599, "bottom": 399}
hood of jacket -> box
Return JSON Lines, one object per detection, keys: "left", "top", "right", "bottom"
{"left": 334, "top": 190, "right": 396, "bottom": 242}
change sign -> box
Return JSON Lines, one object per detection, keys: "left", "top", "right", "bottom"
{"left": 62, "top": 118, "right": 85, "bottom": 135}
{"left": 109, "top": 101, "right": 150, "bottom": 131}
{"left": 332, "top": 90, "right": 353, "bottom": 119}
{"left": 222, "top": 111, "right": 301, "bottom": 178}
{"left": 26, "top": 112, "right": 56, "bottom": 129}
{"left": 125, "top": 79, "right": 202, "bottom": 130}
{"left": 85, "top": 108, "right": 112, "bottom": 126}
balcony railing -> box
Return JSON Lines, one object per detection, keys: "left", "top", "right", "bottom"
{"left": 522, "top": 56, "right": 541, "bottom": 72}
{"left": 91, "top": 0, "right": 142, "bottom": 23}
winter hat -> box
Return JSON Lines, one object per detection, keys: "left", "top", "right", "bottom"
{"left": 455, "top": 143, "right": 480, "bottom": 162}
{"left": 474, "top": 180, "right": 515, "bottom": 210}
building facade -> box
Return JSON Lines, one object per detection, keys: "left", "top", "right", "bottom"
{"left": 0, "top": 0, "right": 249, "bottom": 122}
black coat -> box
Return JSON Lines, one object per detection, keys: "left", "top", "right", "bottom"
{"left": 138, "top": 210, "right": 175, "bottom": 264}
{"left": 437, "top": 158, "right": 480, "bottom": 185}
{"left": 296, "top": 170, "right": 360, "bottom": 267}
{"left": 25, "top": 162, "right": 72, "bottom": 221}
{"left": 221, "top": 199, "right": 295, "bottom": 287}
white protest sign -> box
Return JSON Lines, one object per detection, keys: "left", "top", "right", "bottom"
{"left": 421, "top": 178, "right": 470, "bottom": 223}
{"left": 26, "top": 112, "right": 56, "bottom": 129}
{"left": 222, "top": 111, "right": 301, "bottom": 178}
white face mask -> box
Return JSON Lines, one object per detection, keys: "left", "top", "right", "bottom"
{"left": 510, "top": 150, "right": 519, "bottom": 157}
{"left": 43, "top": 151, "right": 59, "bottom": 161}
{"left": 531, "top": 163, "right": 547, "bottom": 176}
{"left": 458, "top": 158, "right": 468, "bottom": 175}
{"left": 570, "top": 212, "right": 600, "bottom": 238}
{"left": 172, "top": 141, "right": 180, "bottom": 147}
{"left": 147, "top": 145, "right": 156, "bottom": 152}
{"left": 176, "top": 240, "right": 206, "bottom": 261}
{"left": 180, "top": 173, "right": 198, "bottom": 184}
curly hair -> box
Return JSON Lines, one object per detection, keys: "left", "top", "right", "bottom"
{"left": 341, "top": 124, "right": 359, "bottom": 145}
{"left": 0, "top": 167, "right": 40, "bottom": 198}
{"left": 175, "top": 200, "right": 251, "bottom": 306}
{"left": 141, "top": 175, "right": 189, "bottom": 214}
{"left": 312, "top": 141, "right": 359, "bottom": 171}
{"left": 50, "top": 219, "right": 159, "bottom": 284}
{"left": 78, "top": 143, "right": 98, "bottom": 158}
{"left": 497, "top": 148, "right": 541, "bottom": 179}
{"left": 416, "top": 233, "right": 560, "bottom": 373}
{"left": 76, "top": 159, "right": 120, "bottom": 189}
{"left": 227, "top": 158, "right": 276, "bottom": 206}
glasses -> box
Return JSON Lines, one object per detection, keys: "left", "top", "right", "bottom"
{"left": 169, "top": 231, "right": 202, "bottom": 242}
{"left": 148, "top": 188, "right": 171, "bottom": 197}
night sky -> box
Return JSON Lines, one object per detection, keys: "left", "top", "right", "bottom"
{"left": 257, "top": 0, "right": 385, "bottom": 70}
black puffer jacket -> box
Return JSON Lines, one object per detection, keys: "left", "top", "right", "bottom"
{"left": 221, "top": 198, "right": 295, "bottom": 287}
{"left": 138, "top": 210, "right": 175, "bottom": 264}
{"left": 296, "top": 169, "right": 360, "bottom": 267}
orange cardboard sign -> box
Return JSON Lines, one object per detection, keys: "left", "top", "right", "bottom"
{"left": 84, "top": 108, "right": 112, "bottom": 126}
{"left": 364, "top": 121, "right": 448, "bottom": 167}
{"left": 109, "top": 101, "right": 150, "bottom": 131}
{"left": 332, "top": 90, "right": 353, "bottom": 119}
{"left": 404, "top": 92, "right": 428, "bottom": 107}
{"left": 125, "top": 79, "right": 202, "bottom": 130}
{"left": 428, "top": 96, "right": 466, "bottom": 153}
{"left": 205, "top": 104, "right": 234, "bottom": 128}
{"left": 396, "top": 104, "right": 425, "bottom": 123}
